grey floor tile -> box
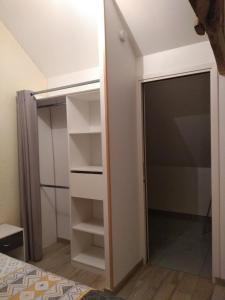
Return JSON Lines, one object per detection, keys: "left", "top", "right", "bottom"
{"left": 200, "top": 248, "right": 212, "bottom": 279}
{"left": 149, "top": 212, "right": 212, "bottom": 276}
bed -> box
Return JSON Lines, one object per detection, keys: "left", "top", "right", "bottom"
{"left": 0, "top": 253, "right": 123, "bottom": 300}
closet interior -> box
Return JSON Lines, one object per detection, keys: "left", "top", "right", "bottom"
{"left": 38, "top": 87, "right": 105, "bottom": 272}
{"left": 38, "top": 96, "right": 70, "bottom": 247}
{"left": 143, "top": 72, "right": 212, "bottom": 278}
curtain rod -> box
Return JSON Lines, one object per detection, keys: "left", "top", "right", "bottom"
{"left": 32, "top": 79, "right": 100, "bottom": 96}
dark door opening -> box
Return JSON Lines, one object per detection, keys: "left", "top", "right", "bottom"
{"left": 143, "top": 72, "right": 212, "bottom": 278}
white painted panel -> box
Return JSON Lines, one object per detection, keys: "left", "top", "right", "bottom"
{"left": 143, "top": 41, "right": 215, "bottom": 79}
{"left": 40, "top": 188, "right": 57, "bottom": 248}
{"left": 148, "top": 167, "right": 211, "bottom": 216}
{"left": 38, "top": 108, "right": 57, "bottom": 248}
{"left": 51, "top": 105, "right": 69, "bottom": 186}
{"left": 219, "top": 75, "right": 225, "bottom": 279}
{"left": 72, "top": 245, "right": 105, "bottom": 271}
{"left": 73, "top": 219, "right": 104, "bottom": 236}
{"left": 38, "top": 108, "right": 54, "bottom": 184}
{"left": 71, "top": 198, "right": 93, "bottom": 227}
{"left": 70, "top": 173, "right": 104, "bottom": 200}
{"left": 71, "top": 198, "right": 103, "bottom": 228}
{"left": 51, "top": 105, "right": 70, "bottom": 240}
{"left": 55, "top": 189, "right": 70, "bottom": 240}
{"left": 104, "top": 0, "right": 141, "bottom": 287}
{"left": 47, "top": 68, "right": 100, "bottom": 89}
{"left": 67, "top": 90, "right": 101, "bottom": 133}
{"left": 44, "top": 68, "right": 100, "bottom": 99}
{"left": 69, "top": 133, "right": 102, "bottom": 169}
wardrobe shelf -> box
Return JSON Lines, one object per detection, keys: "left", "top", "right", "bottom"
{"left": 69, "top": 129, "right": 101, "bottom": 135}
{"left": 68, "top": 88, "right": 105, "bottom": 274}
{"left": 72, "top": 246, "right": 105, "bottom": 270}
{"left": 72, "top": 219, "right": 104, "bottom": 236}
{"left": 70, "top": 166, "right": 103, "bottom": 173}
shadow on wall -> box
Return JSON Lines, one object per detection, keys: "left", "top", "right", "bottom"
{"left": 144, "top": 72, "right": 211, "bottom": 216}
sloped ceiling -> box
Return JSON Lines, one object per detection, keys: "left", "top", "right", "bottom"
{"left": 0, "top": 0, "right": 207, "bottom": 77}
{"left": 0, "top": 0, "right": 99, "bottom": 77}
{"left": 116, "top": 0, "right": 207, "bottom": 55}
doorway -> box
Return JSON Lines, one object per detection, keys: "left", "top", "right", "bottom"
{"left": 143, "top": 72, "right": 212, "bottom": 278}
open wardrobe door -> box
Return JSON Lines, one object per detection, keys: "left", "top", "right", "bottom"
{"left": 99, "top": 0, "right": 143, "bottom": 290}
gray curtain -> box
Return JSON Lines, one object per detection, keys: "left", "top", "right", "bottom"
{"left": 16, "top": 90, "right": 43, "bottom": 262}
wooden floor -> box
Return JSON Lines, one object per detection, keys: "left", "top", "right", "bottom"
{"left": 32, "top": 242, "right": 225, "bottom": 300}
{"left": 32, "top": 241, "right": 105, "bottom": 290}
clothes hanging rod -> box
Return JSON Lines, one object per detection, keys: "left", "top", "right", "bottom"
{"left": 32, "top": 79, "right": 100, "bottom": 96}
{"left": 40, "top": 184, "right": 69, "bottom": 190}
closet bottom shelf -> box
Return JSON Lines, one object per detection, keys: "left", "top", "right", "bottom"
{"left": 72, "top": 246, "right": 105, "bottom": 271}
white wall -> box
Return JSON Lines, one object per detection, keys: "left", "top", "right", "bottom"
{"left": 47, "top": 67, "right": 100, "bottom": 93}
{"left": 143, "top": 41, "right": 215, "bottom": 78}
{"left": 0, "top": 21, "right": 47, "bottom": 226}
{"left": 149, "top": 167, "right": 211, "bottom": 216}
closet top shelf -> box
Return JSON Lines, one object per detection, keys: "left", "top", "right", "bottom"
{"left": 37, "top": 95, "right": 66, "bottom": 107}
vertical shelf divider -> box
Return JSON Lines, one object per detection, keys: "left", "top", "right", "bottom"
{"left": 66, "top": 87, "right": 106, "bottom": 273}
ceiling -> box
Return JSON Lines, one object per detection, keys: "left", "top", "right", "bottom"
{"left": 0, "top": 0, "right": 99, "bottom": 77}
{"left": 116, "top": 0, "right": 207, "bottom": 55}
{"left": 0, "top": 0, "right": 207, "bottom": 77}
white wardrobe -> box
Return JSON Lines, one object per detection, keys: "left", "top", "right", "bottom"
{"left": 37, "top": 0, "right": 142, "bottom": 291}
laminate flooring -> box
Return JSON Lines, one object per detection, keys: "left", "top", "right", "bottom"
{"left": 32, "top": 241, "right": 225, "bottom": 300}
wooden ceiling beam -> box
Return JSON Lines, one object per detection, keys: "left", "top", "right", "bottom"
{"left": 189, "top": 0, "right": 225, "bottom": 75}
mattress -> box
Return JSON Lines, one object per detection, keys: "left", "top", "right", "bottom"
{"left": 0, "top": 253, "right": 123, "bottom": 300}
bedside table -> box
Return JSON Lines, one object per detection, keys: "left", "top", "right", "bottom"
{"left": 0, "top": 224, "right": 25, "bottom": 261}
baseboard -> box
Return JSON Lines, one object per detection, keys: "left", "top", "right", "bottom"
{"left": 149, "top": 209, "right": 211, "bottom": 222}
{"left": 106, "top": 260, "right": 143, "bottom": 294}
{"left": 215, "top": 278, "right": 225, "bottom": 287}
{"left": 57, "top": 237, "right": 70, "bottom": 244}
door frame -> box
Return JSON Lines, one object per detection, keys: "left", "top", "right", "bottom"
{"left": 137, "top": 64, "right": 220, "bottom": 280}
